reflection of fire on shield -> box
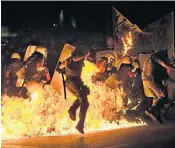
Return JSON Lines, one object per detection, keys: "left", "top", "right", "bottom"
{"left": 23, "top": 46, "right": 37, "bottom": 61}
{"left": 50, "top": 44, "right": 76, "bottom": 93}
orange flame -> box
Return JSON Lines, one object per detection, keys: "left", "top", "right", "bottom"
{"left": 121, "top": 32, "right": 133, "bottom": 56}
{"left": 1, "top": 60, "right": 146, "bottom": 140}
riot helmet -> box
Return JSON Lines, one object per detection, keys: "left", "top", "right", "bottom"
{"left": 35, "top": 47, "right": 47, "bottom": 58}
{"left": 11, "top": 53, "right": 20, "bottom": 60}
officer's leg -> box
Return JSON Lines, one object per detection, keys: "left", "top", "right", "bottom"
{"left": 142, "top": 81, "right": 161, "bottom": 122}
{"left": 143, "top": 80, "right": 166, "bottom": 108}
{"left": 146, "top": 81, "right": 165, "bottom": 105}
{"left": 68, "top": 99, "right": 80, "bottom": 121}
{"left": 7, "top": 80, "right": 17, "bottom": 97}
{"left": 19, "top": 87, "right": 29, "bottom": 99}
{"left": 76, "top": 96, "right": 89, "bottom": 134}
{"left": 71, "top": 80, "right": 89, "bottom": 133}
{"left": 136, "top": 97, "right": 153, "bottom": 114}
{"left": 125, "top": 89, "right": 138, "bottom": 112}
{"left": 122, "top": 86, "right": 129, "bottom": 108}
{"left": 66, "top": 80, "right": 81, "bottom": 121}
{"left": 143, "top": 80, "right": 157, "bottom": 98}
{"left": 9, "top": 79, "right": 21, "bottom": 97}
{"left": 76, "top": 90, "right": 89, "bottom": 134}
{"left": 147, "top": 81, "right": 170, "bottom": 114}
{"left": 144, "top": 81, "right": 168, "bottom": 123}
{"left": 66, "top": 78, "right": 89, "bottom": 133}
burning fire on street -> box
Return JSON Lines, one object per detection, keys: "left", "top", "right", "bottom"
{"left": 1, "top": 60, "right": 146, "bottom": 140}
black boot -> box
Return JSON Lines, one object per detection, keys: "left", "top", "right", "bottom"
{"left": 161, "top": 107, "right": 169, "bottom": 120}
{"left": 145, "top": 106, "right": 163, "bottom": 124}
{"left": 68, "top": 99, "right": 80, "bottom": 121}
{"left": 161, "top": 101, "right": 175, "bottom": 120}
{"left": 68, "top": 108, "right": 76, "bottom": 121}
{"left": 157, "top": 98, "right": 171, "bottom": 121}
{"left": 75, "top": 123, "right": 84, "bottom": 134}
{"left": 75, "top": 101, "right": 89, "bottom": 134}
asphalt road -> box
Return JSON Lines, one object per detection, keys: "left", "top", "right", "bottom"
{"left": 2, "top": 121, "right": 175, "bottom": 148}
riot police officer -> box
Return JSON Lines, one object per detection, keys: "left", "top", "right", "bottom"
{"left": 58, "top": 50, "right": 91, "bottom": 134}
{"left": 5, "top": 53, "right": 22, "bottom": 96}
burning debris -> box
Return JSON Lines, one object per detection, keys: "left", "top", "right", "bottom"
{"left": 1, "top": 60, "right": 146, "bottom": 140}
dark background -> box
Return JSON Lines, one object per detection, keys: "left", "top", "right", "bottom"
{"left": 2, "top": 1, "right": 175, "bottom": 32}
{"left": 1, "top": 1, "right": 175, "bottom": 74}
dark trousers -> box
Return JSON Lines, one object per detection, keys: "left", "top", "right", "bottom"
{"left": 136, "top": 97, "right": 153, "bottom": 113}
{"left": 5, "top": 78, "right": 28, "bottom": 98}
{"left": 66, "top": 76, "right": 89, "bottom": 128}
{"left": 6, "top": 79, "right": 20, "bottom": 97}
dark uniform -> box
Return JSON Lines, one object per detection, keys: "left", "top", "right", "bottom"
{"left": 22, "top": 51, "right": 50, "bottom": 95}
{"left": 142, "top": 50, "right": 175, "bottom": 123}
{"left": 58, "top": 51, "right": 90, "bottom": 134}
{"left": 117, "top": 56, "right": 145, "bottom": 111}
{"left": 93, "top": 57, "right": 116, "bottom": 82}
{"left": 142, "top": 52, "right": 173, "bottom": 103}
{"left": 117, "top": 64, "right": 134, "bottom": 107}
{"left": 5, "top": 58, "right": 22, "bottom": 96}
{"left": 94, "top": 56, "right": 143, "bottom": 112}
{"left": 23, "top": 52, "right": 50, "bottom": 82}
{"left": 142, "top": 54, "right": 165, "bottom": 100}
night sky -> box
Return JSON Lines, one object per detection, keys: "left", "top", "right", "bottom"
{"left": 1, "top": 1, "right": 175, "bottom": 32}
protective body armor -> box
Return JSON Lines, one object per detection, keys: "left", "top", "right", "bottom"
{"left": 24, "top": 52, "right": 45, "bottom": 82}
{"left": 65, "top": 56, "right": 84, "bottom": 78}
{"left": 7, "top": 59, "right": 22, "bottom": 80}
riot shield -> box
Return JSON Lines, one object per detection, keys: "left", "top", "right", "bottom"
{"left": 50, "top": 44, "right": 76, "bottom": 93}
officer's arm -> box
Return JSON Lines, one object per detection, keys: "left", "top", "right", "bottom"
{"left": 22, "top": 56, "right": 36, "bottom": 67}
{"left": 157, "top": 59, "right": 175, "bottom": 70}
{"left": 152, "top": 54, "right": 175, "bottom": 70}
{"left": 73, "top": 52, "right": 90, "bottom": 62}
{"left": 72, "top": 55, "right": 86, "bottom": 61}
